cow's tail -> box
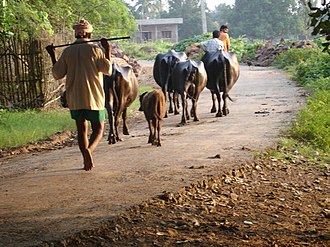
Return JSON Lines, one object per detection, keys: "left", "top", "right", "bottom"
{"left": 111, "top": 64, "right": 120, "bottom": 112}
{"left": 155, "top": 99, "right": 163, "bottom": 120}
{"left": 185, "top": 63, "right": 197, "bottom": 100}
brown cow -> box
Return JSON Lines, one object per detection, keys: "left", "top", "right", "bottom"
{"left": 104, "top": 63, "right": 138, "bottom": 144}
{"left": 139, "top": 89, "right": 166, "bottom": 147}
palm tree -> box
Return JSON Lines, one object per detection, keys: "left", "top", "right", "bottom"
{"left": 134, "top": 0, "right": 161, "bottom": 19}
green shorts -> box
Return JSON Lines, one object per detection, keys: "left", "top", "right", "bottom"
{"left": 70, "top": 109, "right": 106, "bottom": 122}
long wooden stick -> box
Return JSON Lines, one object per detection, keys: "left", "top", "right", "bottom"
{"left": 53, "top": 36, "right": 131, "bottom": 48}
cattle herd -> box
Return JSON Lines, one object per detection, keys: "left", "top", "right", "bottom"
{"left": 105, "top": 49, "right": 240, "bottom": 147}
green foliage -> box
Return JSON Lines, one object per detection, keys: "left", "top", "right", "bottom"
{"left": 241, "top": 39, "right": 263, "bottom": 61}
{"left": 228, "top": 0, "right": 309, "bottom": 39}
{"left": 0, "top": 109, "right": 75, "bottom": 149}
{"left": 0, "top": 0, "right": 136, "bottom": 39}
{"left": 118, "top": 40, "right": 173, "bottom": 60}
{"left": 164, "top": 0, "right": 202, "bottom": 40}
{"left": 308, "top": 0, "right": 330, "bottom": 53}
{"left": 0, "top": 0, "right": 54, "bottom": 38}
{"left": 171, "top": 33, "right": 211, "bottom": 52}
{"left": 273, "top": 46, "right": 330, "bottom": 155}
{"left": 274, "top": 48, "right": 330, "bottom": 86}
{"left": 295, "top": 54, "right": 330, "bottom": 86}
{"left": 289, "top": 90, "right": 330, "bottom": 151}
{"left": 273, "top": 47, "right": 320, "bottom": 69}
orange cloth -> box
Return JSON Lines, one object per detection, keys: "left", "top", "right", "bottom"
{"left": 219, "top": 32, "right": 230, "bottom": 51}
{"left": 52, "top": 39, "right": 112, "bottom": 110}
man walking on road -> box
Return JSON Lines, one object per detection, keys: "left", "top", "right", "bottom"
{"left": 46, "top": 19, "right": 112, "bottom": 171}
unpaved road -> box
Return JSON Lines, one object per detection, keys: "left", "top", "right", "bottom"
{"left": 0, "top": 64, "right": 305, "bottom": 246}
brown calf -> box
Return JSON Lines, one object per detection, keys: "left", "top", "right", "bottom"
{"left": 139, "top": 89, "right": 166, "bottom": 147}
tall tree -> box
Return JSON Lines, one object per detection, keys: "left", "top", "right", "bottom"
{"left": 227, "top": 0, "right": 309, "bottom": 39}
{"left": 165, "top": 0, "right": 202, "bottom": 40}
{"left": 209, "top": 3, "right": 234, "bottom": 31}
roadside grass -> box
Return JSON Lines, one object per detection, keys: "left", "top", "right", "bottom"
{"left": 260, "top": 47, "right": 330, "bottom": 165}
{"left": 0, "top": 85, "right": 155, "bottom": 149}
{"left": 0, "top": 108, "right": 75, "bottom": 149}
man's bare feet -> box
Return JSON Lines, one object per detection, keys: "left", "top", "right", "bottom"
{"left": 83, "top": 149, "right": 94, "bottom": 171}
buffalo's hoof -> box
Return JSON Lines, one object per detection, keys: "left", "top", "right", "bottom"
{"left": 108, "top": 139, "right": 116, "bottom": 145}
{"left": 222, "top": 109, "right": 229, "bottom": 116}
{"left": 177, "top": 122, "right": 187, "bottom": 127}
{"left": 216, "top": 112, "right": 223, "bottom": 117}
{"left": 123, "top": 130, "right": 129, "bottom": 135}
{"left": 210, "top": 108, "right": 216, "bottom": 113}
{"left": 107, "top": 135, "right": 116, "bottom": 144}
{"left": 194, "top": 117, "right": 200, "bottom": 122}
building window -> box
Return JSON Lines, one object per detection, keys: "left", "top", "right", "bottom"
{"left": 142, "top": 32, "right": 152, "bottom": 41}
{"left": 162, "top": 31, "right": 172, "bottom": 38}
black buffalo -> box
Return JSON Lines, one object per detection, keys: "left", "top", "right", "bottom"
{"left": 201, "top": 50, "right": 240, "bottom": 117}
{"left": 171, "top": 60, "right": 207, "bottom": 125}
{"left": 104, "top": 63, "right": 138, "bottom": 144}
{"left": 153, "top": 50, "right": 187, "bottom": 116}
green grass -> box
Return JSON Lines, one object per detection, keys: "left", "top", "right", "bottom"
{"left": 270, "top": 47, "right": 330, "bottom": 165}
{"left": 0, "top": 108, "right": 75, "bottom": 149}
{"left": 0, "top": 86, "right": 155, "bottom": 149}
{"left": 127, "top": 85, "right": 155, "bottom": 115}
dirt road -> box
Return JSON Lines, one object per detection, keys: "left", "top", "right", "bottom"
{"left": 0, "top": 64, "right": 305, "bottom": 246}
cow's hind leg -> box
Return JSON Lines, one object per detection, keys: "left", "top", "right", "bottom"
{"left": 210, "top": 91, "right": 217, "bottom": 113}
{"left": 105, "top": 94, "right": 116, "bottom": 144}
{"left": 168, "top": 91, "right": 174, "bottom": 114}
{"left": 192, "top": 96, "right": 199, "bottom": 121}
{"left": 122, "top": 108, "right": 129, "bottom": 135}
{"left": 215, "top": 92, "right": 223, "bottom": 117}
{"left": 222, "top": 93, "right": 229, "bottom": 116}
{"left": 155, "top": 119, "right": 162, "bottom": 147}
{"left": 152, "top": 118, "right": 159, "bottom": 146}
{"left": 148, "top": 120, "right": 154, "bottom": 144}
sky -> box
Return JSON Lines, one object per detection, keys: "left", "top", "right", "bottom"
{"left": 205, "top": 0, "right": 235, "bottom": 10}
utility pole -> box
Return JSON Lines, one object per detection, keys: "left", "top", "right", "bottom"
{"left": 201, "top": 0, "right": 207, "bottom": 33}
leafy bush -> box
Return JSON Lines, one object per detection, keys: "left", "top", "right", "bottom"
{"left": 273, "top": 46, "right": 330, "bottom": 155}
{"left": 294, "top": 53, "right": 330, "bottom": 86}
{"left": 171, "top": 33, "right": 211, "bottom": 52}
{"left": 118, "top": 40, "right": 173, "bottom": 60}
{"left": 273, "top": 48, "right": 320, "bottom": 69}
{"left": 289, "top": 90, "right": 330, "bottom": 151}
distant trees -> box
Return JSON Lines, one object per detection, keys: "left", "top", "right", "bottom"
{"left": 165, "top": 0, "right": 202, "bottom": 40}
{"left": 226, "top": 0, "right": 309, "bottom": 39}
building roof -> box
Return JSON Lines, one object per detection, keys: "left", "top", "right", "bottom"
{"left": 136, "top": 18, "right": 183, "bottom": 26}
